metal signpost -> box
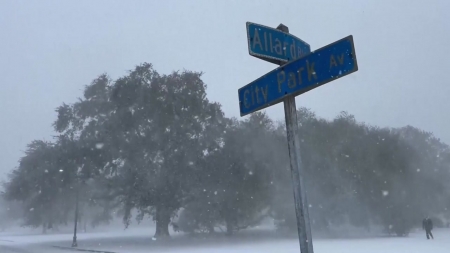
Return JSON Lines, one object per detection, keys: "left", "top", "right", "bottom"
{"left": 239, "top": 22, "right": 358, "bottom": 253}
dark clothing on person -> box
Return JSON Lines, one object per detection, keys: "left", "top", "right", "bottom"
{"left": 423, "top": 218, "right": 433, "bottom": 230}
{"left": 422, "top": 218, "right": 434, "bottom": 239}
{"left": 425, "top": 229, "right": 433, "bottom": 239}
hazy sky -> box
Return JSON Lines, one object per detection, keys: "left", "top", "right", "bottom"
{"left": 1, "top": 0, "right": 449, "bottom": 179}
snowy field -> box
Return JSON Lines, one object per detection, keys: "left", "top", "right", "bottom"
{"left": 1, "top": 227, "right": 449, "bottom": 253}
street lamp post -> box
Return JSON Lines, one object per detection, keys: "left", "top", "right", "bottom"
{"left": 72, "top": 182, "right": 79, "bottom": 247}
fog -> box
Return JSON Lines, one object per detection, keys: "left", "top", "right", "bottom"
{"left": 1, "top": 1, "right": 450, "bottom": 253}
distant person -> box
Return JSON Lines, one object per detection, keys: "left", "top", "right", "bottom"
{"left": 422, "top": 217, "right": 434, "bottom": 239}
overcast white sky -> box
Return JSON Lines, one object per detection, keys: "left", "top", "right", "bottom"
{"left": 1, "top": 0, "right": 450, "bottom": 179}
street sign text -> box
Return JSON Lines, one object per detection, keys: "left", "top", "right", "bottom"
{"left": 246, "top": 22, "right": 311, "bottom": 64}
{"left": 239, "top": 35, "right": 357, "bottom": 116}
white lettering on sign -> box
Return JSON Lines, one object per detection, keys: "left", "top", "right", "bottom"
{"left": 252, "top": 28, "right": 307, "bottom": 60}
{"left": 243, "top": 84, "right": 269, "bottom": 109}
{"left": 330, "top": 54, "right": 345, "bottom": 69}
{"left": 242, "top": 51, "right": 351, "bottom": 109}
{"left": 252, "top": 28, "right": 263, "bottom": 51}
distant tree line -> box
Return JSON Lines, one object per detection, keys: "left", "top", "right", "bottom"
{"left": 2, "top": 63, "right": 450, "bottom": 237}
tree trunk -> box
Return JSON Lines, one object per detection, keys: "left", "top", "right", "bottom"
{"left": 225, "top": 217, "right": 234, "bottom": 236}
{"left": 207, "top": 223, "right": 215, "bottom": 234}
{"left": 154, "top": 205, "right": 170, "bottom": 238}
{"left": 42, "top": 222, "right": 47, "bottom": 234}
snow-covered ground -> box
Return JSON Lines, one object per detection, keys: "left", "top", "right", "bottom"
{"left": 1, "top": 227, "right": 449, "bottom": 253}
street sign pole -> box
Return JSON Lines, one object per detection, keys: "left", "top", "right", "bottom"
{"left": 284, "top": 96, "right": 313, "bottom": 253}
{"left": 277, "top": 24, "right": 314, "bottom": 253}
{"left": 241, "top": 21, "right": 357, "bottom": 253}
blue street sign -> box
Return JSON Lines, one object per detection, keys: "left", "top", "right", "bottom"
{"left": 246, "top": 22, "right": 311, "bottom": 64}
{"left": 238, "top": 36, "right": 358, "bottom": 116}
